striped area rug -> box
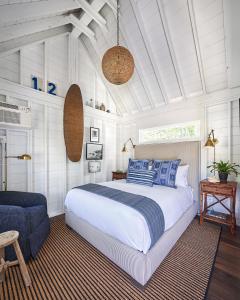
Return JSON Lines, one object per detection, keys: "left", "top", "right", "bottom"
{"left": 0, "top": 215, "right": 220, "bottom": 300}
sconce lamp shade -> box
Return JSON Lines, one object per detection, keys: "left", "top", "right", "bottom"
{"left": 204, "top": 137, "right": 215, "bottom": 148}
{"left": 121, "top": 138, "right": 135, "bottom": 153}
{"left": 122, "top": 144, "right": 127, "bottom": 152}
{"left": 204, "top": 129, "right": 219, "bottom": 148}
{"left": 18, "top": 154, "right": 31, "bottom": 160}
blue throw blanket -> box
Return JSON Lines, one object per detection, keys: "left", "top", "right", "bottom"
{"left": 75, "top": 184, "right": 165, "bottom": 249}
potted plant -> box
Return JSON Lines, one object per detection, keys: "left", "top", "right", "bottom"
{"left": 207, "top": 161, "right": 240, "bottom": 182}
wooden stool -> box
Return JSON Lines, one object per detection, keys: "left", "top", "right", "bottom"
{"left": 0, "top": 231, "right": 31, "bottom": 286}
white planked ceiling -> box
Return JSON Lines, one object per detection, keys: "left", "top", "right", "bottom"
{"left": 0, "top": 0, "right": 234, "bottom": 115}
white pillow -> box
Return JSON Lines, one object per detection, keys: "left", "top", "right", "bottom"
{"left": 175, "top": 165, "right": 189, "bottom": 187}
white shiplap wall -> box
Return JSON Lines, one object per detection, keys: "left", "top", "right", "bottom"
{"left": 21, "top": 43, "right": 44, "bottom": 88}
{"left": 232, "top": 100, "right": 240, "bottom": 164}
{"left": 0, "top": 51, "right": 19, "bottom": 83}
{"left": 47, "top": 35, "right": 68, "bottom": 97}
{"left": 0, "top": 34, "right": 118, "bottom": 217}
{"left": 205, "top": 100, "right": 240, "bottom": 224}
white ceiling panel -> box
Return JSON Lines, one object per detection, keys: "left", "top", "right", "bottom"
{"left": 193, "top": 0, "right": 227, "bottom": 92}
{"left": 0, "top": 0, "right": 235, "bottom": 114}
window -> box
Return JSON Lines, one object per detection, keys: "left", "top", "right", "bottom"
{"left": 139, "top": 120, "right": 200, "bottom": 144}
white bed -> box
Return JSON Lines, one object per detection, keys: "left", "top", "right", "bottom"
{"left": 65, "top": 141, "right": 200, "bottom": 286}
{"left": 65, "top": 180, "right": 194, "bottom": 254}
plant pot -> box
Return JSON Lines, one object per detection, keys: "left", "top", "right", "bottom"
{"left": 218, "top": 172, "right": 228, "bottom": 182}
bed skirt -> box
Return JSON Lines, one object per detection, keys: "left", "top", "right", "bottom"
{"left": 65, "top": 201, "right": 198, "bottom": 286}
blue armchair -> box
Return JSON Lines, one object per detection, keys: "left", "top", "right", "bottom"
{"left": 0, "top": 191, "right": 50, "bottom": 262}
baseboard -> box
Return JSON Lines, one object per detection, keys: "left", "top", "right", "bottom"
{"left": 49, "top": 210, "right": 64, "bottom": 218}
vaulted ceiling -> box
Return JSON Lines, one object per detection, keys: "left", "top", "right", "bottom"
{"left": 0, "top": 0, "right": 234, "bottom": 115}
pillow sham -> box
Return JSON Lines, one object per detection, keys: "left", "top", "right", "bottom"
{"left": 152, "top": 159, "right": 181, "bottom": 188}
{"left": 175, "top": 165, "right": 189, "bottom": 187}
{"left": 127, "top": 169, "right": 155, "bottom": 187}
{"left": 128, "top": 159, "right": 149, "bottom": 171}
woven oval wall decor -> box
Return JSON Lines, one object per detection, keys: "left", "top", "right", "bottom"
{"left": 64, "top": 84, "right": 84, "bottom": 162}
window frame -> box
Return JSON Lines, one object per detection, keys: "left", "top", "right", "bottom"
{"left": 139, "top": 120, "right": 201, "bottom": 145}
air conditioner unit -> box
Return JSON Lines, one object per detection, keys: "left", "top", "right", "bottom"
{"left": 0, "top": 101, "right": 31, "bottom": 128}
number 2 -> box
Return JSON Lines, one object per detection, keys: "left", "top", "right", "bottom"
{"left": 48, "top": 82, "right": 56, "bottom": 95}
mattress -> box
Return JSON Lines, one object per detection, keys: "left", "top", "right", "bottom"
{"left": 64, "top": 180, "right": 194, "bottom": 254}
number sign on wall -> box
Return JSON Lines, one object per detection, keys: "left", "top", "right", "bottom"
{"left": 31, "top": 76, "right": 57, "bottom": 96}
{"left": 47, "top": 81, "right": 57, "bottom": 95}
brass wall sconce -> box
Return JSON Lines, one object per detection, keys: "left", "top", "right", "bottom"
{"left": 204, "top": 129, "right": 218, "bottom": 175}
{"left": 121, "top": 138, "right": 136, "bottom": 152}
{"left": 4, "top": 153, "right": 31, "bottom": 191}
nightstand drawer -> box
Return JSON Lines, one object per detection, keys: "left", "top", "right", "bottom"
{"left": 202, "top": 184, "right": 233, "bottom": 196}
{"left": 201, "top": 184, "right": 218, "bottom": 194}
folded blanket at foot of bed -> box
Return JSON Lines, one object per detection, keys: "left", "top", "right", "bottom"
{"left": 75, "top": 183, "right": 165, "bottom": 248}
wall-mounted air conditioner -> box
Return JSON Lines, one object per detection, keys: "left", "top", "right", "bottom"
{"left": 0, "top": 102, "right": 31, "bottom": 128}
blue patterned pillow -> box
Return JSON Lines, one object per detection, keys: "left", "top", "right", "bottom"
{"left": 127, "top": 170, "right": 155, "bottom": 186}
{"left": 128, "top": 159, "right": 149, "bottom": 171}
{"left": 152, "top": 159, "right": 181, "bottom": 188}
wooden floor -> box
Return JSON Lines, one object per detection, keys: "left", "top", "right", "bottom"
{"left": 207, "top": 225, "right": 240, "bottom": 300}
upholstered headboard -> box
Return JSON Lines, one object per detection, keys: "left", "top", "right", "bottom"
{"left": 135, "top": 141, "right": 200, "bottom": 201}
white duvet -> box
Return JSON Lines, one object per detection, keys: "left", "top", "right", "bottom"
{"left": 64, "top": 180, "right": 194, "bottom": 254}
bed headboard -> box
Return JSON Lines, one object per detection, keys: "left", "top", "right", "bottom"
{"left": 135, "top": 141, "right": 200, "bottom": 201}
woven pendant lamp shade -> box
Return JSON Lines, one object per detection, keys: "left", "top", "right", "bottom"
{"left": 102, "top": 45, "right": 134, "bottom": 85}
{"left": 101, "top": 0, "right": 134, "bottom": 85}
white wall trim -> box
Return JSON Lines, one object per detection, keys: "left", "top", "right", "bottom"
{"left": 0, "top": 77, "right": 121, "bottom": 122}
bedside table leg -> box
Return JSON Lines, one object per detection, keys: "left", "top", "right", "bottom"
{"left": 230, "top": 224, "right": 235, "bottom": 235}
{"left": 200, "top": 192, "right": 204, "bottom": 225}
{"left": 230, "top": 197, "right": 236, "bottom": 235}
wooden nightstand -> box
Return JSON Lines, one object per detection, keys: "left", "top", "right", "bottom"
{"left": 200, "top": 179, "right": 237, "bottom": 234}
{"left": 112, "top": 172, "right": 127, "bottom": 181}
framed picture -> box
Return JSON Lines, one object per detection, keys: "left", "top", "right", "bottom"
{"left": 86, "top": 143, "right": 103, "bottom": 160}
{"left": 90, "top": 127, "right": 100, "bottom": 143}
{"left": 88, "top": 161, "right": 101, "bottom": 173}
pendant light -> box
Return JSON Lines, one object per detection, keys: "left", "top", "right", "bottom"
{"left": 102, "top": 0, "right": 134, "bottom": 85}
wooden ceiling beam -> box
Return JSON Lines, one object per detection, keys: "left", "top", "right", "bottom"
{"left": 105, "top": 0, "right": 117, "bottom": 16}
{"left": 119, "top": 21, "right": 157, "bottom": 109}
{"left": 0, "top": 26, "right": 70, "bottom": 58}
{"left": 70, "top": 14, "right": 95, "bottom": 41}
{"left": 0, "top": 0, "right": 79, "bottom": 27}
{"left": 71, "top": 0, "right": 108, "bottom": 39}
{"left": 156, "top": 0, "right": 186, "bottom": 99}
{"left": 74, "top": 0, "right": 107, "bottom": 27}
{"left": 187, "top": 0, "right": 206, "bottom": 94}
{"left": 130, "top": 1, "right": 168, "bottom": 105}
{"left": 0, "top": 15, "right": 71, "bottom": 43}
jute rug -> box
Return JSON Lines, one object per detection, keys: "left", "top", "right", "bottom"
{"left": 0, "top": 215, "right": 221, "bottom": 300}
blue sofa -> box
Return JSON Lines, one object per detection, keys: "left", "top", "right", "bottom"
{"left": 0, "top": 191, "right": 50, "bottom": 262}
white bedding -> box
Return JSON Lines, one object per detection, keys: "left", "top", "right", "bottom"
{"left": 64, "top": 180, "right": 194, "bottom": 254}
